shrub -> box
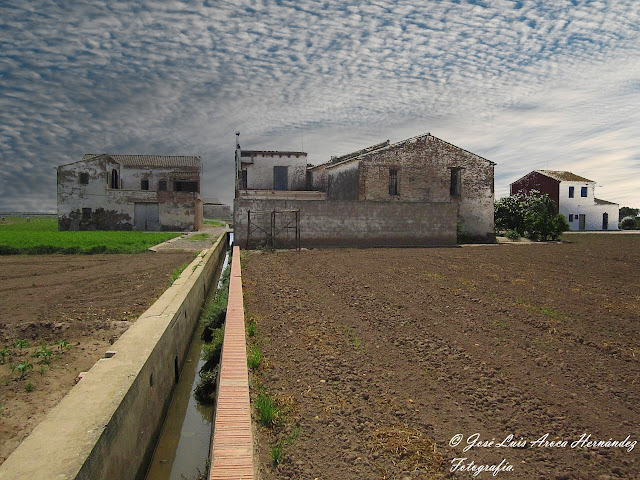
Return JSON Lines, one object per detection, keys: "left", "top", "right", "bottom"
{"left": 620, "top": 216, "right": 639, "bottom": 230}
{"left": 201, "top": 327, "right": 224, "bottom": 372}
{"left": 201, "top": 264, "right": 231, "bottom": 341}
{"left": 505, "top": 229, "right": 520, "bottom": 241}
{"left": 496, "top": 191, "right": 569, "bottom": 240}
{"left": 193, "top": 367, "right": 218, "bottom": 404}
{"left": 550, "top": 214, "right": 570, "bottom": 240}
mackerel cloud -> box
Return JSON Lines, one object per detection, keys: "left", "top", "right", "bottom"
{"left": 1, "top": 0, "right": 639, "bottom": 210}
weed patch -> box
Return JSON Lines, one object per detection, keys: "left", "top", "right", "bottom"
{"left": 201, "top": 327, "right": 224, "bottom": 372}
{"left": 194, "top": 255, "right": 232, "bottom": 404}
{"left": 255, "top": 391, "right": 279, "bottom": 428}
{"left": 247, "top": 344, "right": 262, "bottom": 370}
{"left": 187, "top": 233, "right": 210, "bottom": 242}
{"left": 169, "top": 263, "right": 188, "bottom": 285}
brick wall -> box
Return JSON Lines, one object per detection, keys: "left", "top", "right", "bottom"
{"left": 234, "top": 198, "right": 457, "bottom": 247}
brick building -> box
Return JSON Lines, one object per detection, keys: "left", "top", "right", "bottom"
{"left": 234, "top": 132, "right": 495, "bottom": 247}
{"left": 57, "top": 154, "right": 202, "bottom": 231}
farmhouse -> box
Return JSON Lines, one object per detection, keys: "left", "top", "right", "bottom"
{"left": 57, "top": 154, "right": 202, "bottom": 231}
{"left": 510, "top": 170, "right": 619, "bottom": 231}
{"left": 234, "top": 132, "right": 495, "bottom": 247}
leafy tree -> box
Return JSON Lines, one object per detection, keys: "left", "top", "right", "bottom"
{"left": 619, "top": 207, "right": 639, "bottom": 222}
{"left": 494, "top": 193, "right": 527, "bottom": 234}
{"left": 495, "top": 190, "right": 569, "bottom": 240}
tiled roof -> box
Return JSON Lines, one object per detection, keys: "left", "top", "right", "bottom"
{"left": 82, "top": 154, "right": 201, "bottom": 168}
{"left": 311, "top": 132, "right": 495, "bottom": 169}
{"left": 240, "top": 150, "right": 306, "bottom": 157}
{"left": 536, "top": 170, "right": 593, "bottom": 182}
{"left": 594, "top": 197, "right": 618, "bottom": 206}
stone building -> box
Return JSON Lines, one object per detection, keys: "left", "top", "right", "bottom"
{"left": 202, "top": 198, "right": 232, "bottom": 221}
{"left": 57, "top": 154, "right": 202, "bottom": 231}
{"left": 234, "top": 132, "right": 495, "bottom": 247}
{"left": 510, "top": 170, "right": 619, "bottom": 231}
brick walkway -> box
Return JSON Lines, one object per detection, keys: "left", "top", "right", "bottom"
{"left": 209, "top": 246, "right": 254, "bottom": 480}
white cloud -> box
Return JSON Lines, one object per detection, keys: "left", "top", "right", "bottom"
{"left": 0, "top": 0, "right": 639, "bottom": 212}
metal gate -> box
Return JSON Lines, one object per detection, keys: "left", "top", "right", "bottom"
{"left": 246, "top": 210, "right": 300, "bottom": 250}
{"left": 134, "top": 203, "right": 160, "bottom": 231}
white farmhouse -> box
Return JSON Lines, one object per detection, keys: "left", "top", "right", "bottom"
{"left": 57, "top": 154, "right": 203, "bottom": 231}
{"left": 510, "top": 170, "right": 619, "bottom": 231}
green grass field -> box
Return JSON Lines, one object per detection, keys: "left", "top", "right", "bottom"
{"left": 0, "top": 217, "right": 181, "bottom": 254}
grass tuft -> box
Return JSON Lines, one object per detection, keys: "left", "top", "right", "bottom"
{"left": 247, "top": 344, "right": 262, "bottom": 370}
{"left": 255, "top": 392, "right": 279, "bottom": 428}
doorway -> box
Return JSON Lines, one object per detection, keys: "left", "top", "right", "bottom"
{"left": 578, "top": 214, "right": 586, "bottom": 230}
{"left": 273, "top": 166, "right": 288, "bottom": 190}
{"left": 134, "top": 203, "right": 160, "bottom": 231}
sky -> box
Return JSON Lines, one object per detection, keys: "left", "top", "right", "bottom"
{"left": 1, "top": 0, "right": 639, "bottom": 212}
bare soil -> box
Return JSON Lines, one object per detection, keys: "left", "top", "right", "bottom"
{"left": 0, "top": 251, "right": 195, "bottom": 465}
{"left": 243, "top": 234, "right": 640, "bottom": 480}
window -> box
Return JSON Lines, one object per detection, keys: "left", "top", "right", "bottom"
{"left": 569, "top": 214, "right": 574, "bottom": 222}
{"left": 241, "top": 170, "right": 248, "bottom": 189}
{"left": 450, "top": 167, "right": 462, "bottom": 196}
{"left": 141, "top": 179, "right": 149, "bottom": 190}
{"left": 174, "top": 181, "right": 199, "bottom": 192}
{"left": 79, "top": 173, "right": 89, "bottom": 185}
{"left": 110, "top": 169, "right": 119, "bottom": 189}
{"left": 568, "top": 186, "right": 574, "bottom": 198}
{"left": 581, "top": 186, "right": 587, "bottom": 197}
{"left": 389, "top": 169, "right": 399, "bottom": 196}
{"left": 158, "top": 180, "right": 167, "bottom": 191}
{"left": 82, "top": 208, "right": 92, "bottom": 220}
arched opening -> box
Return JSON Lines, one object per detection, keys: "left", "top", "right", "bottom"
{"left": 111, "top": 169, "right": 119, "bottom": 189}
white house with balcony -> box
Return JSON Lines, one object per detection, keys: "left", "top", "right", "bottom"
{"left": 510, "top": 170, "right": 619, "bottom": 231}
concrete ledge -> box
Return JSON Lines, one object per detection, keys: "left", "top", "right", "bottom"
{"left": 209, "top": 246, "right": 254, "bottom": 480}
{"left": 0, "top": 235, "right": 227, "bottom": 480}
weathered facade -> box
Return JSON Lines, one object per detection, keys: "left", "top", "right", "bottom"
{"left": 511, "top": 170, "right": 619, "bottom": 231}
{"left": 57, "top": 154, "right": 202, "bottom": 231}
{"left": 203, "top": 198, "right": 232, "bottom": 221}
{"left": 235, "top": 132, "right": 495, "bottom": 247}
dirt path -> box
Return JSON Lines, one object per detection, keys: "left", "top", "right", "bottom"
{"left": 0, "top": 251, "right": 195, "bottom": 465}
{"left": 243, "top": 234, "right": 639, "bottom": 480}
{"left": 151, "top": 224, "right": 227, "bottom": 252}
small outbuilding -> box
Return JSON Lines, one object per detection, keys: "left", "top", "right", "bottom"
{"left": 57, "top": 154, "right": 202, "bottom": 231}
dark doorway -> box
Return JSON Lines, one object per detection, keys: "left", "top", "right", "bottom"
{"left": 273, "top": 166, "right": 288, "bottom": 190}
{"left": 579, "top": 214, "right": 586, "bottom": 230}
{"left": 111, "top": 169, "right": 119, "bottom": 189}
{"left": 602, "top": 212, "right": 609, "bottom": 230}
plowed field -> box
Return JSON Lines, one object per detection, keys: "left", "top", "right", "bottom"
{"left": 0, "top": 252, "right": 195, "bottom": 465}
{"left": 243, "top": 234, "right": 639, "bottom": 480}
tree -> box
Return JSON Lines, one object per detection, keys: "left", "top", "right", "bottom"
{"left": 619, "top": 207, "right": 639, "bottom": 222}
{"left": 494, "top": 194, "right": 527, "bottom": 234}
{"left": 495, "top": 190, "right": 569, "bottom": 240}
